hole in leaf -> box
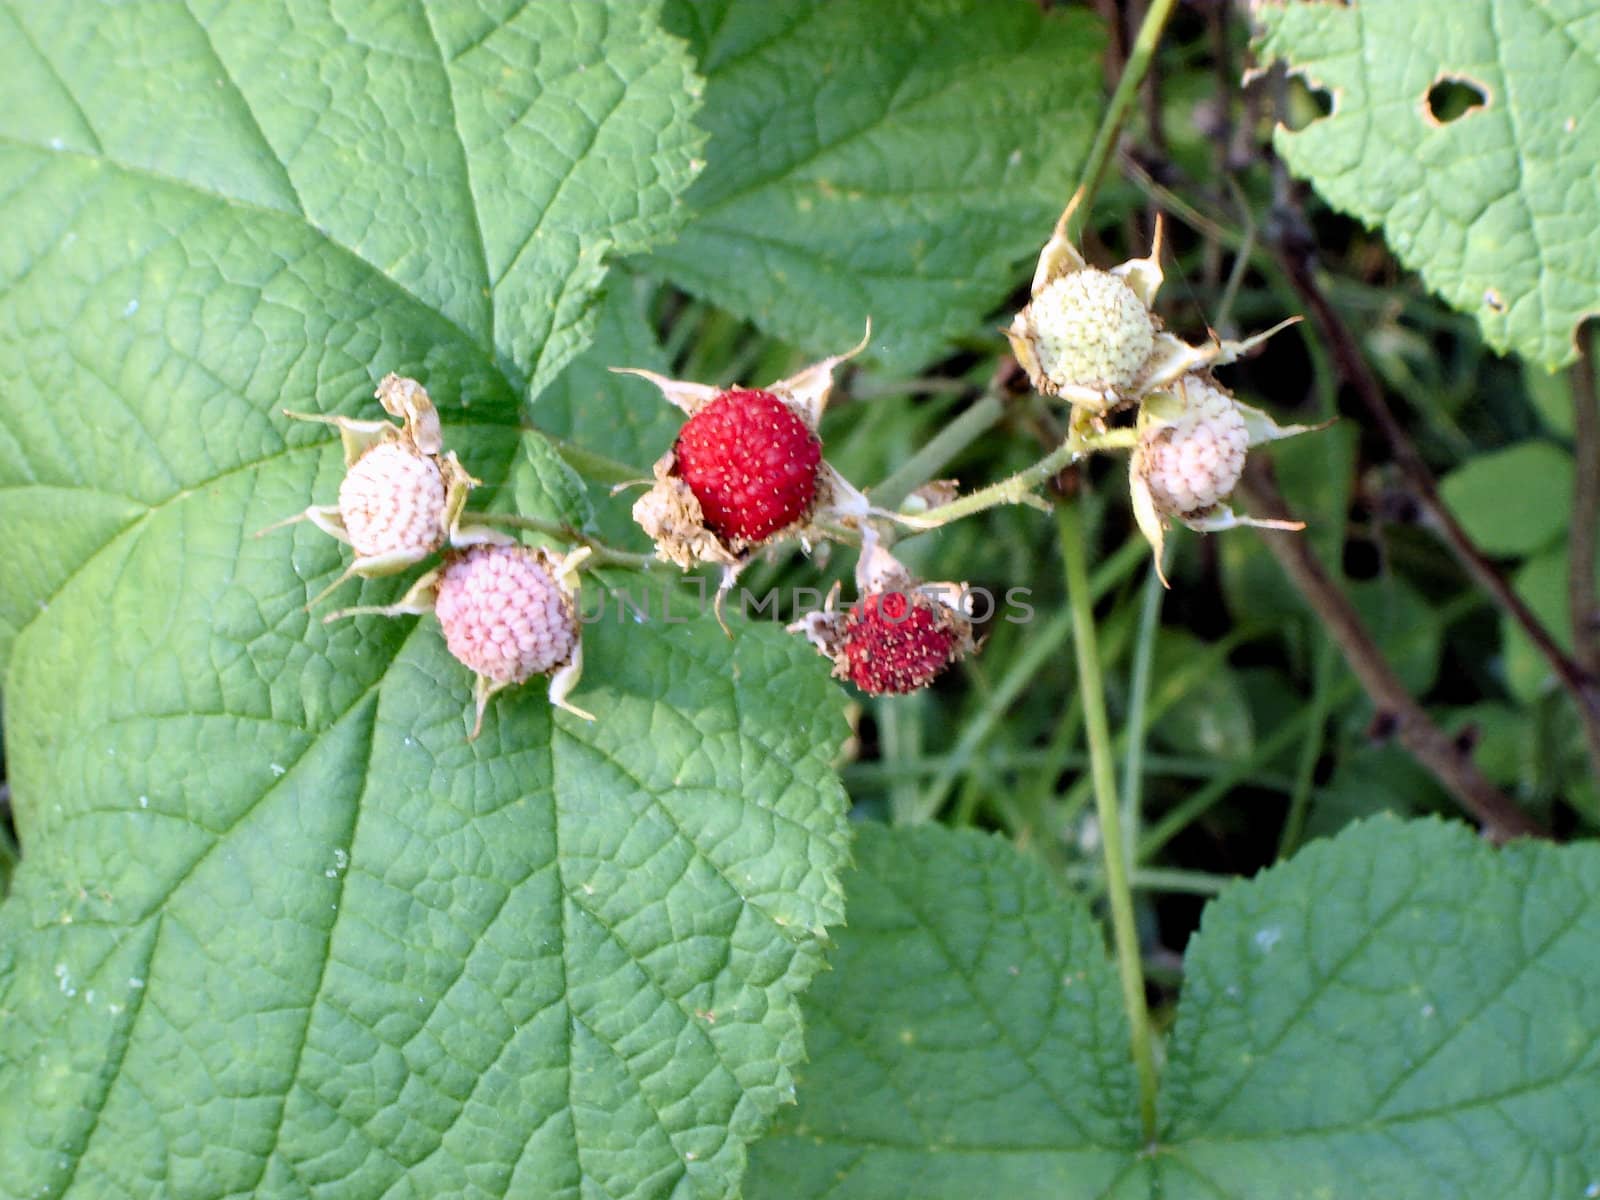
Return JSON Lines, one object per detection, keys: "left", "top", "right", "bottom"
{"left": 1282, "top": 76, "right": 1334, "bottom": 129}
{"left": 1425, "top": 77, "right": 1487, "bottom": 124}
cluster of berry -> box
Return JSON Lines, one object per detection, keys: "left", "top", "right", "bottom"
{"left": 266, "top": 220, "right": 1317, "bottom": 736}
{"left": 1008, "top": 214, "right": 1320, "bottom": 579}
{"left": 263, "top": 374, "right": 591, "bottom": 738}
{"left": 614, "top": 328, "right": 978, "bottom": 700}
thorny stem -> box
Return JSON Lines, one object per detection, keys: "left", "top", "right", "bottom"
{"left": 1274, "top": 228, "right": 1600, "bottom": 779}
{"left": 472, "top": 512, "right": 659, "bottom": 571}
{"left": 1065, "top": 0, "right": 1181, "bottom": 244}
{"left": 1058, "top": 504, "right": 1159, "bottom": 1142}
{"left": 1241, "top": 460, "right": 1547, "bottom": 842}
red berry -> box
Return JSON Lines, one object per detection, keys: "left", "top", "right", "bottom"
{"left": 841, "top": 592, "right": 959, "bottom": 695}
{"left": 673, "top": 390, "right": 822, "bottom": 543}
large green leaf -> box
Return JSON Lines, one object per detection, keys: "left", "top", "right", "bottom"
{"left": 536, "top": 275, "right": 683, "bottom": 481}
{"left": 749, "top": 818, "right": 1600, "bottom": 1199}
{"left": 0, "top": 5, "right": 857, "bottom": 1197}
{"left": 746, "top": 824, "right": 1141, "bottom": 1199}
{"left": 533, "top": 273, "right": 686, "bottom": 546}
{"left": 1158, "top": 816, "right": 1600, "bottom": 1197}
{"left": 1255, "top": 0, "right": 1600, "bottom": 369}
{"left": 0, "top": 0, "right": 704, "bottom": 669}
{"left": 648, "top": 0, "right": 1105, "bottom": 372}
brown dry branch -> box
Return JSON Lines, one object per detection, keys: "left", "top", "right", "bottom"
{"left": 1571, "top": 332, "right": 1600, "bottom": 678}
{"left": 1242, "top": 459, "right": 1547, "bottom": 842}
{"left": 1273, "top": 231, "right": 1600, "bottom": 782}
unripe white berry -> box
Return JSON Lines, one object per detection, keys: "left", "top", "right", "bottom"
{"left": 1028, "top": 269, "right": 1155, "bottom": 391}
{"left": 338, "top": 442, "right": 447, "bottom": 559}
{"left": 1139, "top": 378, "right": 1248, "bottom": 516}
{"left": 434, "top": 545, "right": 578, "bottom": 685}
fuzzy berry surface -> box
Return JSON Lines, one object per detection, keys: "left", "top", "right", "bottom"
{"left": 841, "top": 592, "right": 958, "bottom": 695}
{"left": 673, "top": 389, "right": 822, "bottom": 543}
{"left": 434, "top": 545, "right": 577, "bottom": 685}
{"left": 1143, "top": 381, "right": 1248, "bottom": 516}
{"left": 339, "top": 442, "right": 446, "bottom": 558}
{"left": 1030, "top": 269, "right": 1154, "bottom": 390}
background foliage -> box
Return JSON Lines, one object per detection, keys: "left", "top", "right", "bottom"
{"left": 2, "top": 1, "right": 1598, "bottom": 1198}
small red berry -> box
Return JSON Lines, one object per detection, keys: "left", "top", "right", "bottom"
{"left": 673, "top": 389, "right": 822, "bottom": 543}
{"left": 841, "top": 592, "right": 959, "bottom": 695}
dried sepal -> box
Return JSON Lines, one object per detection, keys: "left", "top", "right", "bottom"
{"left": 1133, "top": 315, "right": 1304, "bottom": 400}
{"left": 613, "top": 322, "right": 871, "bottom": 427}
{"left": 631, "top": 471, "right": 739, "bottom": 572}
{"left": 1234, "top": 396, "right": 1332, "bottom": 446}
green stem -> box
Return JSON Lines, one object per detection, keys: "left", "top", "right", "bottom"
{"left": 881, "top": 694, "right": 928, "bottom": 827}
{"left": 850, "top": 375, "right": 974, "bottom": 400}
{"left": 547, "top": 436, "right": 644, "bottom": 487}
{"left": 871, "top": 391, "right": 1007, "bottom": 512}
{"left": 1213, "top": 176, "right": 1257, "bottom": 335}
{"left": 1137, "top": 593, "right": 1483, "bottom": 861}
{"left": 1140, "top": 705, "right": 1320, "bottom": 863}
{"left": 1067, "top": 864, "right": 1230, "bottom": 897}
{"left": 845, "top": 750, "right": 1294, "bottom": 791}
{"left": 898, "top": 532, "right": 1147, "bottom": 826}
{"left": 907, "top": 609, "right": 1074, "bottom": 825}
{"left": 1054, "top": 622, "right": 1268, "bottom": 843}
{"left": 909, "top": 427, "right": 1136, "bottom": 529}
{"left": 1277, "top": 635, "right": 1336, "bottom": 858}
{"left": 1065, "top": 0, "right": 1183, "bottom": 244}
{"left": 1058, "top": 504, "right": 1158, "bottom": 1142}
{"left": 1118, "top": 553, "right": 1166, "bottom": 873}
{"left": 473, "top": 512, "right": 659, "bottom": 570}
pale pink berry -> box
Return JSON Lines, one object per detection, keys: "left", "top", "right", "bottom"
{"left": 1140, "top": 378, "right": 1248, "bottom": 516}
{"left": 434, "top": 545, "right": 578, "bottom": 685}
{"left": 337, "top": 442, "right": 446, "bottom": 559}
